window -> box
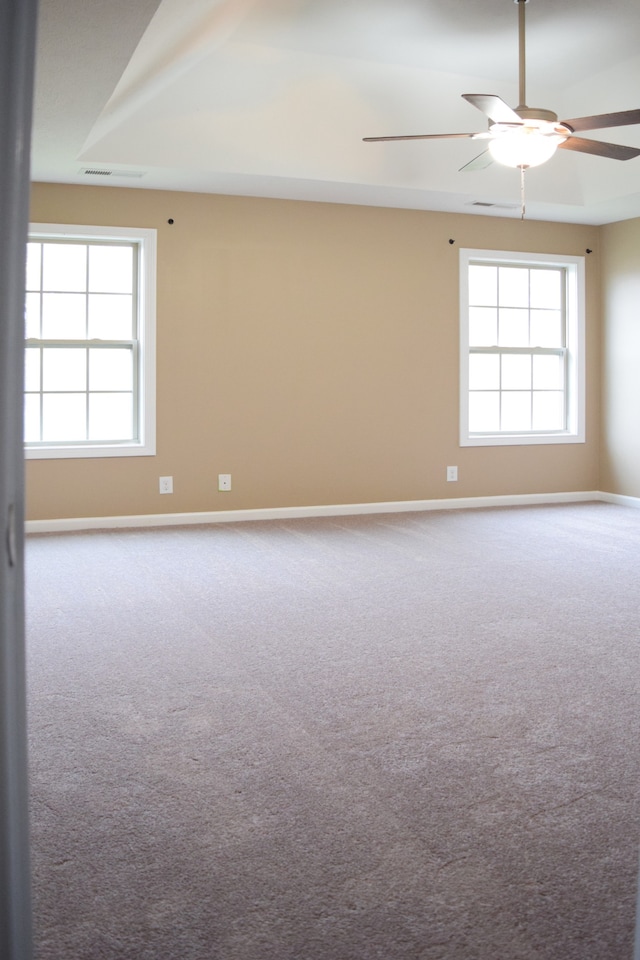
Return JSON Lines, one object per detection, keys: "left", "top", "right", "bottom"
{"left": 24, "top": 224, "right": 156, "bottom": 459}
{"left": 459, "top": 249, "right": 585, "bottom": 446}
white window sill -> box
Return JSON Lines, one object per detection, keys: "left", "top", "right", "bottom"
{"left": 25, "top": 441, "right": 155, "bottom": 460}
{"left": 461, "top": 431, "right": 585, "bottom": 447}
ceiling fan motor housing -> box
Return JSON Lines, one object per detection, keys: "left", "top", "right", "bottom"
{"left": 513, "top": 106, "right": 574, "bottom": 137}
{"left": 515, "top": 106, "right": 559, "bottom": 123}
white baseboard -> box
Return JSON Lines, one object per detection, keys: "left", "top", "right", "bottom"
{"left": 25, "top": 489, "right": 621, "bottom": 535}
{"left": 597, "top": 491, "right": 640, "bottom": 509}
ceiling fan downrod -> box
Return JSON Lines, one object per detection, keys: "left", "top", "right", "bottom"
{"left": 513, "top": 0, "right": 559, "bottom": 129}
{"left": 516, "top": 0, "right": 528, "bottom": 112}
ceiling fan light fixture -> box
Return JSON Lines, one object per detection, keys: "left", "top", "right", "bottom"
{"left": 488, "top": 122, "right": 568, "bottom": 168}
{"left": 363, "top": 0, "right": 640, "bottom": 180}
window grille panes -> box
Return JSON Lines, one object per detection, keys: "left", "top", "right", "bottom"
{"left": 460, "top": 249, "right": 584, "bottom": 447}
{"left": 24, "top": 226, "right": 155, "bottom": 457}
{"left": 467, "top": 263, "right": 567, "bottom": 437}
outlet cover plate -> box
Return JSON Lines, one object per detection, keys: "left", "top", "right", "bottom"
{"left": 218, "top": 474, "right": 232, "bottom": 492}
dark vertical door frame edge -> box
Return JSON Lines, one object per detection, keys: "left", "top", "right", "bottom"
{"left": 0, "top": 0, "right": 38, "bottom": 957}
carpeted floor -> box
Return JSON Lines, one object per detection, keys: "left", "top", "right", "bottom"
{"left": 25, "top": 503, "right": 640, "bottom": 959}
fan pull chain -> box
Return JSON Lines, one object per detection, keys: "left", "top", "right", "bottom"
{"left": 520, "top": 164, "right": 526, "bottom": 220}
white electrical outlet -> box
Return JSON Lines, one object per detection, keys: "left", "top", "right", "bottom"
{"left": 446, "top": 466, "right": 458, "bottom": 482}
{"left": 159, "top": 476, "right": 173, "bottom": 494}
{"left": 218, "top": 474, "right": 232, "bottom": 492}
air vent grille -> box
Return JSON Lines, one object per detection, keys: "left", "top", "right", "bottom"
{"left": 80, "top": 169, "right": 145, "bottom": 179}
{"left": 468, "top": 200, "right": 519, "bottom": 210}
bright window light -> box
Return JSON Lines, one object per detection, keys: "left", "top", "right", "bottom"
{"left": 24, "top": 223, "right": 156, "bottom": 460}
{"left": 460, "top": 249, "right": 585, "bottom": 447}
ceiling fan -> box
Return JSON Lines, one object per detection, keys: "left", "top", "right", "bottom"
{"left": 363, "top": 0, "right": 640, "bottom": 172}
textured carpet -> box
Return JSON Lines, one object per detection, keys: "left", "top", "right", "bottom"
{"left": 25, "top": 503, "right": 640, "bottom": 959}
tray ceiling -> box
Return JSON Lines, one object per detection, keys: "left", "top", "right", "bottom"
{"left": 31, "top": 0, "right": 640, "bottom": 224}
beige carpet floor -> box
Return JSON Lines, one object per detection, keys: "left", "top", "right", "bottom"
{"left": 25, "top": 503, "right": 640, "bottom": 959}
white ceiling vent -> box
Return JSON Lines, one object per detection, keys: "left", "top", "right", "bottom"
{"left": 467, "top": 200, "right": 519, "bottom": 210}
{"left": 80, "top": 168, "right": 145, "bottom": 179}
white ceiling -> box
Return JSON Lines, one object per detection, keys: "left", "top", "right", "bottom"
{"left": 31, "top": 0, "right": 640, "bottom": 224}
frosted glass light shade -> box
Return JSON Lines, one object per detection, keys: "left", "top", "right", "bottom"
{"left": 489, "top": 125, "right": 566, "bottom": 168}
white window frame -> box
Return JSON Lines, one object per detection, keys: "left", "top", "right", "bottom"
{"left": 459, "top": 248, "right": 585, "bottom": 447}
{"left": 25, "top": 223, "right": 156, "bottom": 460}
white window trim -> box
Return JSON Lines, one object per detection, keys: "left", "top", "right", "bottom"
{"left": 25, "top": 223, "right": 156, "bottom": 460}
{"left": 459, "top": 248, "right": 585, "bottom": 447}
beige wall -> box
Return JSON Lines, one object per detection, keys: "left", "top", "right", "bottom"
{"left": 27, "top": 182, "right": 601, "bottom": 521}
{"left": 600, "top": 217, "right": 640, "bottom": 498}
